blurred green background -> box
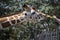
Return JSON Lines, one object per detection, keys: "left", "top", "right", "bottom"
{"left": 0, "top": 0, "right": 60, "bottom": 40}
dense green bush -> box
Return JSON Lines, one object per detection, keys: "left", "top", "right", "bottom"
{"left": 0, "top": 0, "right": 60, "bottom": 18}
{"left": 0, "top": 0, "right": 60, "bottom": 40}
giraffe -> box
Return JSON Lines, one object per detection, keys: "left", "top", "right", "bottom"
{"left": 0, "top": 4, "right": 60, "bottom": 29}
{"left": 0, "top": 4, "right": 32, "bottom": 29}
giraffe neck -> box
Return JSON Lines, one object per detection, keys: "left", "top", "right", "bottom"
{"left": 0, "top": 12, "right": 25, "bottom": 28}
{"left": 0, "top": 10, "right": 59, "bottom": 28}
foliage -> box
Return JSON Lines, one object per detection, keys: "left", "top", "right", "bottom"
{"left": 0, "top": 0, "right": 60, "bottom": 40}
{"left": 0, "top": 0, "right": 60, "bottom": 18}
{"left": 0, "top": 16, "right": 58, "bottom": 40}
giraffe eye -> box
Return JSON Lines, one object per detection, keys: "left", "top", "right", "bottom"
{"left": 25, "top": 13, "right": 27, "bottom": 16}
